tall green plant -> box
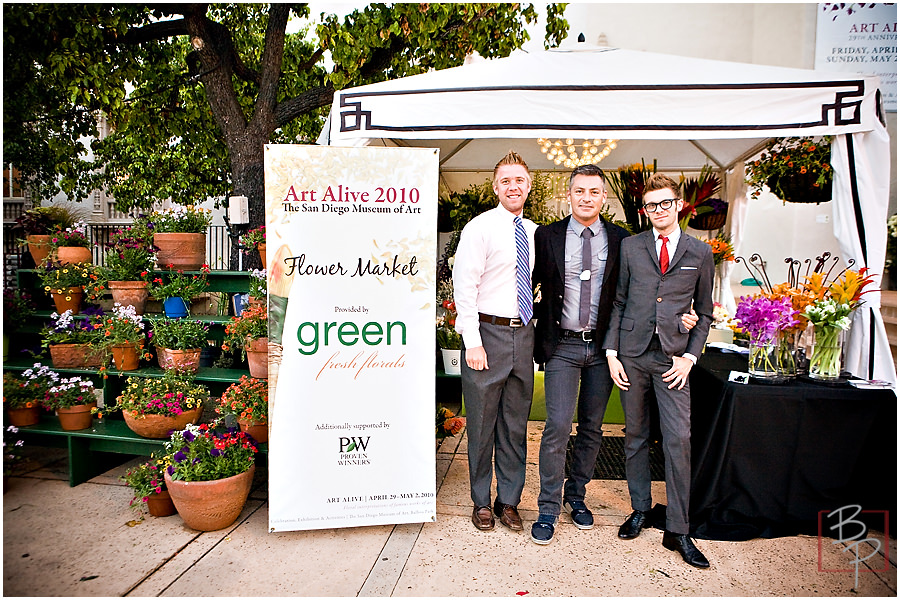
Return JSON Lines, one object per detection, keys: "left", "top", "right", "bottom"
{"left": 605, "top": 160, "right": 657, "bottom": 233}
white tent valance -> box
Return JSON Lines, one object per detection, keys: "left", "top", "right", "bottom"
{"left": 320, "top": 46, "right": 894, "bottom": 384}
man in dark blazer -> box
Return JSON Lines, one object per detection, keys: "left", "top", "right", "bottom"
{"left": 530, "top": 164, "right": 630, "bottom": 544}
{"left": 603, "top": 173, "right": 714, "bottom": 569}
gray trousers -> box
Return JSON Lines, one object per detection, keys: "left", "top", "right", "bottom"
{"left": 461, "top": 321, "right": 535, "bottom": 508}
{"left": 619, "top": 336, "right": 692, "bottom": 534}
{"left": 538, "top": 338, "right": 612, "bottom": 516}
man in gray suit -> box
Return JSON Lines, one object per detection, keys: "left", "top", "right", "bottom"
{"left": 603, "top": 173, "right": 714, "bottom": 569}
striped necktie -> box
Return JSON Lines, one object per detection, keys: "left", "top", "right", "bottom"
{"left": 514, "top": 215, "right": 533, "bottom": 323}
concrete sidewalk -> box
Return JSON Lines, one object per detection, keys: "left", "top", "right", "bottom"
{"left": 3, "top": 423, "right": 896, "bottom": 597}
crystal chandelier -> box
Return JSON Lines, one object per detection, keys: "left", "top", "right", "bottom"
{"left": 536, "top": 138, "right": 618, "bottom": 169}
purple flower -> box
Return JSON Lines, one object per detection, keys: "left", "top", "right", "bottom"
{"left": 167, "top": 465, "right": 175, "bottom": 476}
{"left": 210, "top": 448, "right": 222, "bottom": 457}
{"left": 173, "top": 451, "right": 186, "bottom": 463}
{"left": 192, "top": 458, "right": 201, "bottom": 464}
{"left": 183, "top": 430, "right": 195, "bottom": 442}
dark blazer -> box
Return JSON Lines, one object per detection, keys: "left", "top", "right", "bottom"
{"left": 602, "top": 230, "right": 715, "bottom": 359}
{"left": 532, "top": 215, "right": 631, "bottom": 365}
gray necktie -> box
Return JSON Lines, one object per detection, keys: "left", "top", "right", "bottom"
{"left": 580, "top": 227, "right": 593, "bottom": 328}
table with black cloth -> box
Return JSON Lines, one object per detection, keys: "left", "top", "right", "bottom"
{"left": 688, "top": 350, "right": 896, "bottom": 541}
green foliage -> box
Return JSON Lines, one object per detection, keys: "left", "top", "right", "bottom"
{"left": 164, "top": 421, "right": 258, "bottom": 482}
{"left": 107, "top": 369, "right": 209, "bottom": 417}
{"left": 121, "top": 458, "right": 168, "bottom": 511}
{"left": 150, "top": 318, "right": 210, "bottom": 350}
{"left": 440, "top": 171, "right": 558, "bottom": 232}
{"left": 11, "top": 206, "right": 75, "bottom": 237}
{"left": 605, "top": 160, "right": 657, "bottom": 233}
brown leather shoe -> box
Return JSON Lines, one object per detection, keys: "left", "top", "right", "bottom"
{"left": 493, "top": 501, "right": 524, "bottom": 531}
{"left": 472, "top": 506, "right": 495, "bottom": 530}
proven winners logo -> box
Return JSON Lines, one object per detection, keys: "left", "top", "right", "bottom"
{"left": 338, "top": 436, "right": 371, "bottom": 466}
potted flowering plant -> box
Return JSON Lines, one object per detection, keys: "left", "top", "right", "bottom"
{"left": 222, "top": 304, "right": 268, "bottom": 378}
{"left": 216, "top": 375, "right": 268, "bottom": 443}
{"left": 734, "top": 295, "right": 799, "bottom": 382}
{"left": 98, "top": 303, "right": 151, "bottom": 371}
{"left": 12, "top": 206, "right": 75, "bottom": 265}
{"left": 149, "top": 318, "right": 210, "bottom": 372}
{"left": 436, "top": 279, "right": 462, "bottom": 374}
{"left": 147, "top": 265, "right": 210, "bottom": 318}
{"left": 42, "top": 309, "right": 105, "bottom": 368}
{"left": 240, "top": 224, "right": 267, "bottom": 267}
{"left": 50, "top": 219, "right": 93, "bottom": 265}
{"left": 100, "top": 368, "right": 208, "bottom": 438}
{"left": 678, "top": 166, "right": 722, "bottom": 230}
{"left": 101, "top": 224, "right": 157, "bottom": 314}
{"left": 746, "top": 136, "right": 833, "bottom": 203}
{"left": 163, "top": 421, "right": 259, "bottom": 531}
{"left": 144, "top": 206, "right": 212, "bottom": 271}
{"left": 121, "top": 458, "right": 176, "bottom": 517}
{"left": 17, "top": 362, "right": 62, "bottom": 413}
{"left": 436, "top": 405, "right": 465, "bottom": 442}
{"left": 37, "top": 260, "right": 104, "bottom": 314}
{"left": 3, "top": 288, "right": 35, "bottom": 360}
{"left": 248, "top": 269, "right": 266, "bottom": 307}
{"left": 43, "top": 376, "right": 97, "bottom": 431}
{"left": 4, "top": 372, "right": 44, "bottom": 426}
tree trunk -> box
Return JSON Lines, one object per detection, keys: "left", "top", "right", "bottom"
{"left": 229, "top": 137, "right": 266, "bottom": 272}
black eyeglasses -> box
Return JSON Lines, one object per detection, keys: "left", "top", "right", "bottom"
{"left": 643, "top": 199, "right": 677, "bottom": 213}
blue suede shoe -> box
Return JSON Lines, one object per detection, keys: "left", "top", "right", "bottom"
{"left": 530, "top": 514, "right": 556, "bottom": 545}
{"left": 564, "top": 500, "right": 594, "bottom": 530}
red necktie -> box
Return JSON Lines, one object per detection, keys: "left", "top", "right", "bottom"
{"left": 659, "top": 235, "right": 669, "bottom": 274}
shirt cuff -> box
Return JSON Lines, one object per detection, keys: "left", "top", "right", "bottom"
{"left": 605, "top": 349, "right": 618, "bottom": 358}
{"left": 682, "top": 353, "right": 697, "bottom": 364}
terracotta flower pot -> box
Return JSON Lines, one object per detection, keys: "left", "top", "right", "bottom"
{"left": 238, "top": 418, "right": 268, "bottom": 444}
{"left": 154, "top": 232, "right": 206, "bottom": 271}
{"left": 164, "top": 464, "right": 255, "bottom": 531}
{"left": 108, "top": 281, "right": 149, "bottom": 315}
{"left": 246, "top": 337, "right": 268, "bottom": 379}
{"left": 123, "top": 407, "right": 202, "bottom": 439}
{"left": 56, "top": 246, "right": 93, "bottom": 265}
{"left": 111, "top": 343, "right": 141, "bottom": 371}
{"left": 146, "top": 490, "right": 177, "bottom": 517}
{"left": 156, "top": 347, "right": 202, "bottom": 372}
{"left": 258, "top": 243, "right": 266, "bottom": 269}
{"left": 49, "top": 343, "right": 102, "bottom": 368}
{"left": 56, "top": 403, "right": 96, "bottom": 431}
{"left": 6, "top": 406, "right": 41, "bottom": 427}
{"left": 50, "top": 287, "right": 84, "bottom": 314}
{"left": 26, "top": 234, "right": 52, "bottom": 266}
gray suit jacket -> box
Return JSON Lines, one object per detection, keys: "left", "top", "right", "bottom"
{"left": 602, "top": 230, "right": 715, "bottom": 359}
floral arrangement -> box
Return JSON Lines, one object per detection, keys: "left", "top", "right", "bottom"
{"left": 144, "top": 206, "right": 212, "bottom": 234}
{"left": 148, "top": 265, "right": 210, "bottom": 300}
{"left": 42, "top": 309, "right": 104, "bottom": 347}
{"left": 164, "top": 421, "right": 258, "bottom": 482}
{"left": 4, "top": 372, "right": 42, "bottom": 410}
{"left": 43, "top": 376, "right": 96, "bottom": 410}
{"left": 49, "top": 219, "right": 91, "bottom": 249}
{"left": 150, "top": 318, "right": 210, "bottom": 350}
{"left": 12, "top": 206, "right": 74, "bottom": 237}
{"left": 222, "top": 304, "right": 267, "bottom": 359}
{"left": 711, "top": 302, "right": 736, "bottom": 331}
{"left": 98, "top": 303, "right": 150, "bottom": 355}
{"left": 3, "top": 425, "right": 25, "bottom": 476}
{"left": 436, "top": 405, "right": 465, "bottom": 440}
{"left": 605, "top": 160, "right": 656, "bottom": 233}
{"left": 249, "top": 269, "right": 267, "bottom": 300}
{"left": 121, "top": 458, "right": 168, "bottom": 510}
{"left": 100, "top": 368, "right": 209, "bottom": 419}
{"left": 435, "top": 279, "right": 461, "bottom": 350}
{"left": 703, "top": 233, "right": 736, "bottom": 266}
{"left": 735, "top": 295, "right": 799, "bottom": 375}
{"left": 746, "top": 137, "right": 833, "bottom": 201}
{"left": 3, "top": 288, "right": 35, "bottom": 332}
{"left": 678, "top": 165, "right": 721, "bottom": 228}
{"left": 240, "top": 225, "right": 266, "bottom": 253}
{"left": 19, "top": 363, "right": 61, "bottom": 401}
{"left": 101, "top": 224, "right": 157, "bottom": 282}
{"left": 216, "top": 376, "right": 268, "bottom": 423}
{"left": 37, "top": 261, "right": 105, "bottom": 300}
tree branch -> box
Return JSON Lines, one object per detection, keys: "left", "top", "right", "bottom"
{"left": 274, "top": 84, "right": 335, "bottom": 128}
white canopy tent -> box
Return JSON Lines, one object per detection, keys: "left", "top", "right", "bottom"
{"left": 319, "top": 46, "right": 894, "bottom": 384}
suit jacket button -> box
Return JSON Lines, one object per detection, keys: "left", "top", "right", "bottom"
{"left": 657, "top": 297, "right": 662, "bottom": 303}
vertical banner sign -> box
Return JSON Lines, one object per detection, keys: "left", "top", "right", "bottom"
{"left": 265, "top": 145, "right": 439, "bottom": 532}
{"left": 815, "top": 3, "right": 897, "bottom": 111}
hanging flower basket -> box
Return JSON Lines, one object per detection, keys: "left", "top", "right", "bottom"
{"left": 767, "top": 173, "right": 833, "bottom": 205}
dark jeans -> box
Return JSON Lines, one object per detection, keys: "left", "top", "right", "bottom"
{"left": 538, "top": 337, "right": 613, "bottom": 516}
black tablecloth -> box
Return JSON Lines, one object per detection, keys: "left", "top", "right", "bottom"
{"left": 689, "top": 350, "right": 896, "bottom": 541}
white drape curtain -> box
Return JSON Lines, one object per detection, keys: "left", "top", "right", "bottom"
{"left": 831, "top": 126, "right": 896, "bottom": 384}
{"left": 719, "top": 163, "right": 750, "bottom": 315}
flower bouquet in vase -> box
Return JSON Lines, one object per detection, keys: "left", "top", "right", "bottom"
{"left": 436, "top": 279, "right": 462, "bottom": 374}
{"left": 215, "top": 375, "right": 268, "bottom": 443}
{"left": 734, "top": 295, "right": 799, "bottom": 383}
{"left": 163, "top": 421, "right": 259, "bottom": 531}
{"left": 99, "top": 368, "right": 209, "bottom": 438}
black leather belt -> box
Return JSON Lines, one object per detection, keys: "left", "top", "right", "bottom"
{"left": 478, "top": 313, "right": 526, "bottom": 328}
{"left": 561, "top": 329, "right": 594, "bottom": 342}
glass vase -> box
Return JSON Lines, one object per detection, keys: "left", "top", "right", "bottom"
{"left": 775, "top": 330, "right": 798, "bottom": 380}
{"left": 808, "top": 324, "right": 845, "bottom": 381}
{"left": 747, "top": 340, "right": 779, "bottom": 381}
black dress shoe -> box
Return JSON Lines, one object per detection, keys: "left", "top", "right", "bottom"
{"left": 618, "top": 510, "right": 647, "bottom": 539}
{"left": 662, "top": 531, "right": 710, "bottom": 569}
